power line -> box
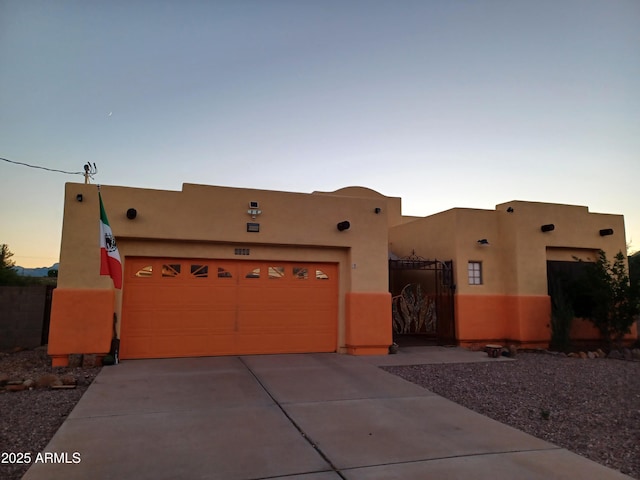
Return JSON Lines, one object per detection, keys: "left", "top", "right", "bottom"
{"left": 1, "top": 156, "right": 85, "bottom": 176}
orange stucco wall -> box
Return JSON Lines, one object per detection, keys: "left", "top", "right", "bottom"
{"left": 569, "top": 317, "right": 638, "bottom": 344}
{"left": 48, "top": 288, "right": 115, "bottom": 366}
{"left": 455, "top": 294, "right": 552, "bottom": 348}
{"left": 345, "top": 292, "right": 392, "bottom": 355}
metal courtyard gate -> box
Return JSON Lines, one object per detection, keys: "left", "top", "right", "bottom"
{"left": 389, "top": 252, "right": 456, "bottom": 345}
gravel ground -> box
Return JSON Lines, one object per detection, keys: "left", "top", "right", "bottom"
{"left": 384, "top": 352, "right": 640, "bottom": 479}
{"left": 0, "top": 347, "right": 101, "bottom": 480}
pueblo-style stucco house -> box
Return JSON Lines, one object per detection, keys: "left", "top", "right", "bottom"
{"left": 389, "top": 201, "right": 635, "bottom": 349}
{"left": 48, "top": 182, "right": 636, "bottom": 366}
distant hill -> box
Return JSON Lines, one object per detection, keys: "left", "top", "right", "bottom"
{"left": 14, "top": 263, "right": 59, "bottom": 277}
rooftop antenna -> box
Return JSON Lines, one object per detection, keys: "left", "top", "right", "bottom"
{"left": 83, "top": 162, "right": 97, "bottom": 184}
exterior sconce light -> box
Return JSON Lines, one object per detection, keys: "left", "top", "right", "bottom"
{"left": 374, "top": 207, "right": 382, "bottom": 214}
{"left": 599, "top": 228, "right": 614, "bottom": 236}
{"left": 477, "top": 239, "right": 490, "bottom": 246}
{"left": 337, "top": 221, "right": 350, "bottom": 231}
{"left": 126, "top": 208, "right": 137, "bottom": 220}
{"left": 76, "top": 194, "right": 83, "bottom": 202}
{"left": 247, "top": 201, "right": 261, "bottom": 219}
{"left": 506, "top": 207, "right": 514, "bottom": 213}
{"left": 541, "top": 224, "right": 555, "bottom": 233}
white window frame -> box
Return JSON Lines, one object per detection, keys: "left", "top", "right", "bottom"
{"left": 468, "top": 261, "right": 483, "bottom": 285}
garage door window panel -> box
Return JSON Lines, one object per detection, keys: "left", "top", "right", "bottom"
{"left": 217, "top": 267, "right": 233, "bottom": 278}
{"left": 245, "top": 267, "right": 261, "bottom": 279}
{"left": 268, "top": 266, "right": 285, "bottom": 279}
{"left": 190, "top": 264, "right": 209, "bottom": 278}
{"left": 162, "top": 264, "right": 181, "bottom": 278}
{"left": 135, "top": 265, "right": 154, "bottom": 278}
{"left": 293, "top": 267, "right": 309, "bottom": 279}
{"left": 316, "top": 269, "right": 330, "bottom": 280}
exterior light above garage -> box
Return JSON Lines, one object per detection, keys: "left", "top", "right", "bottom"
{"left": 247, "top": 201, "right": 261, "bottom": 219}
{"left": 541, "top": 224, "right": 555, "bottom": 233}
{"left": 599, "top": 228, "right": 614, "bottom": 236}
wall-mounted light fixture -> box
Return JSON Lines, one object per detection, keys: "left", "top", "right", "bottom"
{"left": 599, "top": 228, "right": 614, "bottom": 236}
{"left": 506, "top": 207, "right": 514, "bottom": 213}
{"left": 374, "top": 207, "right": 382, "bottom": 214}
{"left": 337, "top": 221, "right": 350, "bottom": 231}
{"left": 126, "top": 208, "right": 137, "bottom": 220}
{"left": 541, "top": 224, "right": 555, "bottom": 233}
{"left": 76, "top": 194, "right": 83, "bottom": 202}
{"left": 247, "top": 201, "right": 262, "bottom": 219}
{"left": 477, "top": 239, "right": 490, "bottom": 246}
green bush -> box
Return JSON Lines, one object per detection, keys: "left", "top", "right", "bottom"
{"left": 577, "top": 250, "right": 639, "bottom": 348}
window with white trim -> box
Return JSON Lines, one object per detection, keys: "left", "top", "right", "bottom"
{"left": 468, "top": 261, "right": 482, "bottom": 285}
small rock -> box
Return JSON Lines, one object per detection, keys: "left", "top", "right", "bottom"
{"left": 22, "top": 379, "right": 36, "bottom": 389}
{"left": 36, "top": 374, "right": 61, "bottom": 388}
{"left": 596, "top": 349, "right": 606, "bottom": 358}
{"left": 623, "top": 348, "right": 632, "bottom": 360}
{"left": 608, "top": 350, "right": 624, "bottom": 360}
{"left": 587, "top": 351, "right": 596, "bottom": 359}
{"left": 60, "top": 374, "right": 76, "bottom": 386}
{"left": 567, "top": 352, "right": 578, "bottom": 358}
{"left": 579, "top": 351, "right": 588, "bottom": 359}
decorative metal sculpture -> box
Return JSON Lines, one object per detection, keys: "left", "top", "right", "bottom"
{"left": 392, "top": 283, "right": 437, "bottom": 334}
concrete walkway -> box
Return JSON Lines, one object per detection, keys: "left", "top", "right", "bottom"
{"left": 23, "top": 347, "right": 632, "bottom": 479}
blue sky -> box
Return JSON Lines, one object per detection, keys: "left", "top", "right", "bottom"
{"left": 1, "top": 0, "right": 639, "bottom": 267}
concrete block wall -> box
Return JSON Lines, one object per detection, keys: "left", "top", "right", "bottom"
{"left": 0, "top": 286, "right": 52, "bottom": 350}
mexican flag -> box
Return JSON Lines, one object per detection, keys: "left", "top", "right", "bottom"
{"left": 99, "top": 192, "right": 122, "bottom": 289}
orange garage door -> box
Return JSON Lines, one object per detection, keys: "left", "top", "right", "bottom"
{"left": 120, "top": 258, "right": 338, "bottom": 359}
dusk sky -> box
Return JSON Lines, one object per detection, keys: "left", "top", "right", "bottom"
{"left": 1, "top": 0, "right": 639, "bottom": 268}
